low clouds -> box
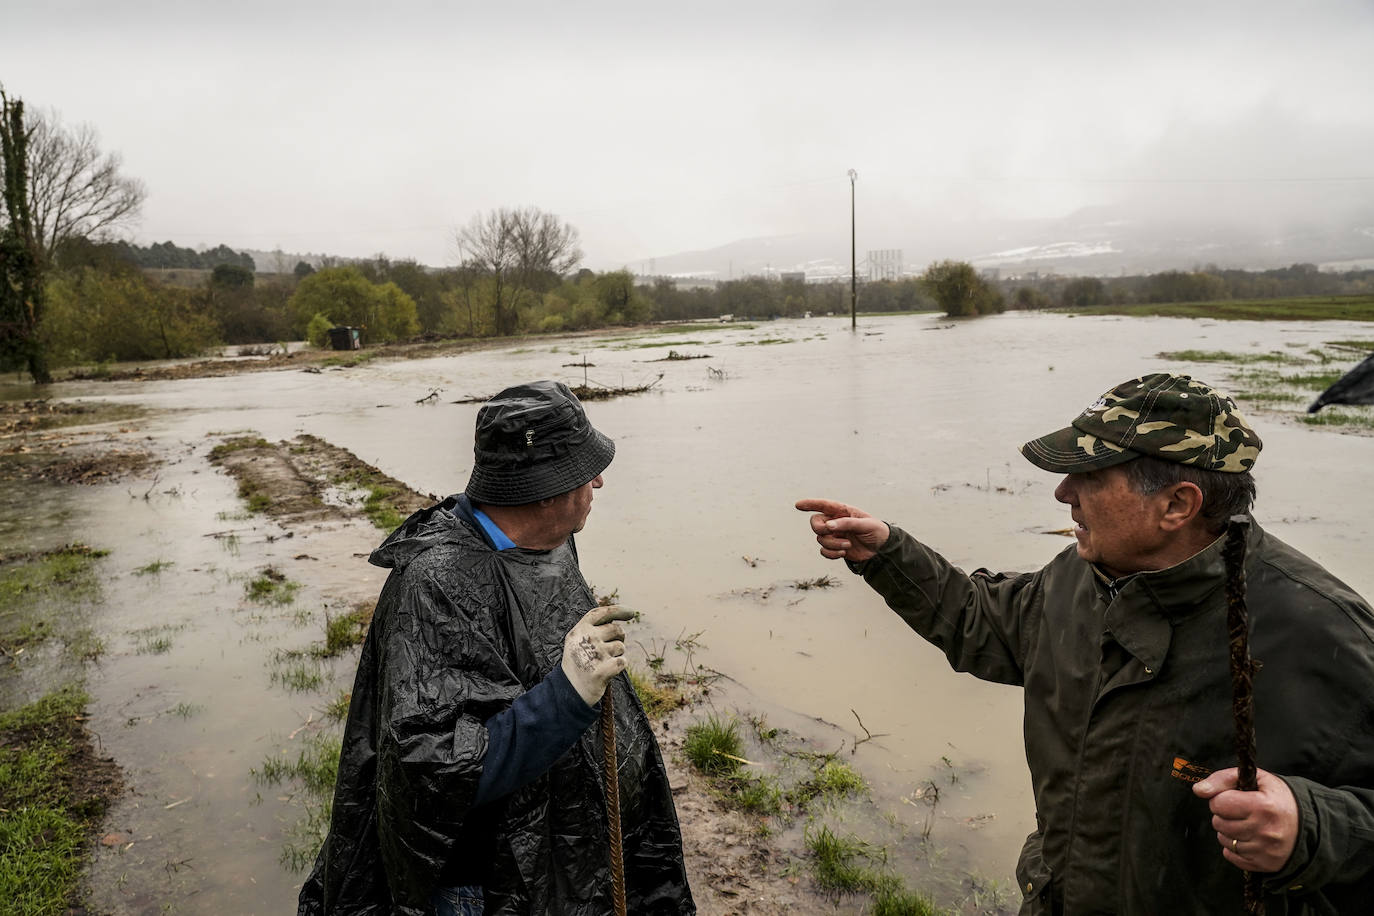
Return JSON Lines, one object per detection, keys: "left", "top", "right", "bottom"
{"left": 3, "top": 0, "right": 1371, "bottom": 267}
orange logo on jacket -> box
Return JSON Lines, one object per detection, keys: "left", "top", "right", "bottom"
{"left": 1170, "top": 756, "right": 1212, "bottom": 783}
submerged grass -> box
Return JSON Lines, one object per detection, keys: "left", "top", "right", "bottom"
{"left": 245, "top": 567, "right": 301, "bottom": 605}
{"left": 0, "top": 545, "right": 108, "bottom": 662}
{"left": 269, "top": 652, "right": 325, "bottom": 692}
{"left": 321, "top": 603, "right": 373, "bottom": 657}
{"left": 253, "top": 731, "right": 341, "bottom": 872}
{"left": 1153, "top": 343, "right": 1374, "bottom": 430}
{"left": 789, "top": 760, "right": 867, "bottom": 806}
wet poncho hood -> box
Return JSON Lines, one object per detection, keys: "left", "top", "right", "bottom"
{"left": 297, "top": 495, "right": 693, "bottom": 915}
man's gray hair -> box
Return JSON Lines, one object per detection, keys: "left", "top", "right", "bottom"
{"left": 1124, "top": 455, "right": 1256, "bottom": 534}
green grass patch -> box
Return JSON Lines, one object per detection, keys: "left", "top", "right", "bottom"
{"left": 245, "top": 567, "right": 301, "bottom": 605}
{"left": 872, "top": 886, "right": 943, "bottom": 916}
{"left": 321, "top": 604, "right": 373, "bottom": 657}
{"left": 1325, "top": 339, "right": 1374, "bottom": 352}
{"left": 1281, "top": 370, "right": 1347, "bottom": 389}
{"left": 207, "top": 436, "right": 271, "bottom": 461}
{"left": 323, "top": 690, "right": 352, "bottom": 722}
{"left": 0, "top": 685, "right": 118, "bottom": 916}
{"left": 253, "top": 732, "right": 341, "bottom": 872}
{"left": 620, "top": 339, "right": 707, "bottom": 349}
{"left": 362, "top": 485, "right": 407, "bottom": 531}
{"left": 790, "top": 760, "right": 867, "bottom": 806}
{"left": 237, "top": 478, "right": 274, "bottom": 514}
{"left": 737, "top": 338, "right": 795, "bottom": 346}
{"left": 132, "top": 559, "right": 174, "bottom": 577}
{"left": 64, "top": 628, "right": 104, "bottom": 663}
{"left": 319, "top": 350, "right": 381, "bottom": 368}
{"left": 1156, "top": 349, "right": 1310, "bottom": 366}
{"left": 627, "top": 667, "right": 682, "bottom": 720}
{"left": 1302, "top": 407, "right": 1374, "bottom": 429}
{"left": 730, "top": 774, "right": 785, "bottom": 815}
{"left": 1232, "top": 390, "right": 1307, "bottom": 406}
{"left": 1066, "top": 294, "right": 1374, "bottom": 322}
{"left": 684, "top": 715, "right": 744, "bottom": 776}
{"left": 805, "top": 824, "right": 894, "bottom": 895}
{"left": 129, "top": 624, "right": 183, "bottom": 655}
{"left": 269, "top": 652, "right": 325, "bottom": 692}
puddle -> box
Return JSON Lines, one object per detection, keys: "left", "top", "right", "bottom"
{"left": 5, "top": 311, "right": 1373, "bottom": 912}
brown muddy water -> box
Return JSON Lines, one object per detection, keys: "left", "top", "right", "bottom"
{"left": 4, "top": 311, "right": 1373, "bottom": 914}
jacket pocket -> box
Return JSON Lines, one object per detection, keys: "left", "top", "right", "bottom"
{"left": 1015, "top": 830, "right": 1054, "bottom": 916}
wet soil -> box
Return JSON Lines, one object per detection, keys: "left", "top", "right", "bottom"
{"left": 207, "top": 433, "right": 436, "bottom": 525}
{"left": 0, "top": 401, "right": 156, "bottom": 486}
{"left": 0, "top": 704, "right": 126, "bottom": 843}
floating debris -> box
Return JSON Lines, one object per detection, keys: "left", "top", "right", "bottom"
{"left": 646, "top": 350, "right": 711, "bottom": 362}
{"left": 791, "top": 575, "right": 839, "bottom": 591}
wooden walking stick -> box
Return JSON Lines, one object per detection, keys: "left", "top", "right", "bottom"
{"left": 600, "top": 686, "right": 628, "bottom": 916}
{"left": 1223, "top": 516, "right": 1264, "bottom": 916}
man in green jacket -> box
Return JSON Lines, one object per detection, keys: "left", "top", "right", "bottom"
{"left": 798, "top": 373, "right": 1374, "bottom": 915}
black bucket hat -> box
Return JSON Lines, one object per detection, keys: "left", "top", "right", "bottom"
{"left": 464, "top": 380, "right": 615, "bottom": 506}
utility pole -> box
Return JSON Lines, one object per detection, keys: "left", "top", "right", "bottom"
{"left": 848, "top": 169, "right": 858, "bottom": 331}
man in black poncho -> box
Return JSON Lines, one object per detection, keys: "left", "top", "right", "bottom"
{"left": 298, "top": 380, "right": 694, "bottom": 915}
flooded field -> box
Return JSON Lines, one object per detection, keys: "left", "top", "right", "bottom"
{"left": 4, "top": 310, "right": 1373, "bottom": 913}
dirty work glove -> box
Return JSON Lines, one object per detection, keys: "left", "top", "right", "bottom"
{"left": 560, "top": 606, "right": 635, "bottom": 707}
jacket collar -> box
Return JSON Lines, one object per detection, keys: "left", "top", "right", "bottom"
{"left": 1096, "top": 518, "right": 1261, "bottom": 671}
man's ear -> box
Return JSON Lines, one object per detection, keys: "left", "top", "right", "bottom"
{"left": 1157, "top": 481, "right": 1205, "bottom": 532}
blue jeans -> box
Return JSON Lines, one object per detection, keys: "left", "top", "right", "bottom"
{"left": 431, "top": 885, "right": 483, "bottom": 916}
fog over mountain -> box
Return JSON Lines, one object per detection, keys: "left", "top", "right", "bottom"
{"left": 634, "top": 200, "right": 1374, "bottom": 281}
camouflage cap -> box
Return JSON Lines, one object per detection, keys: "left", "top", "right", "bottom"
{"left": 1020, "top": 373, "right": 1262, "bottom": 474}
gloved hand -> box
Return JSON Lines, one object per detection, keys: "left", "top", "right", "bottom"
{"left": 560, "top": 605, "right": 636, "bottom": 707}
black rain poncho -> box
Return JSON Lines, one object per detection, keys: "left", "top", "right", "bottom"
{"left": 297, "top": 496, "right": 694, "bottom": 915}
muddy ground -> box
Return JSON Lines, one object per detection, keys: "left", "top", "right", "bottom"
{"left": 0, "top": 396, "right": 868, "bottom": 916}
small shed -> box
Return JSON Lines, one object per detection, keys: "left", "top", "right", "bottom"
{"left": 327, "top": 326, "right": 361, "bottom": 350}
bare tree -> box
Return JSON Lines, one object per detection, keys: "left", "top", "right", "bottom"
{"left": 20, "top": 107, "right": 146, "bottom": 262}
{"left": 456, "top": 207, "right": 581, "bottom": 336}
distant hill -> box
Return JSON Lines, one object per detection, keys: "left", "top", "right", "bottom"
{"left": 627, "top": 203, "right": 1374, "bottom": 281}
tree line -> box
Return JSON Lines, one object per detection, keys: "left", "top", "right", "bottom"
{"left": 6, "top": 90, "right": 1374, "bottom": 383}
{"left": 110, "top": 239, "right": 256, "bottom": 271}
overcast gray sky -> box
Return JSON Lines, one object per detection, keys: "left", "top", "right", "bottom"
{"left": 5, "top": 0, "right": 1373, "bottom": 269}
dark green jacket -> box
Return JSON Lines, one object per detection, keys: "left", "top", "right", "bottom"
{"left": 859, "top": 519, "right": 1374, "bottom": 915}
